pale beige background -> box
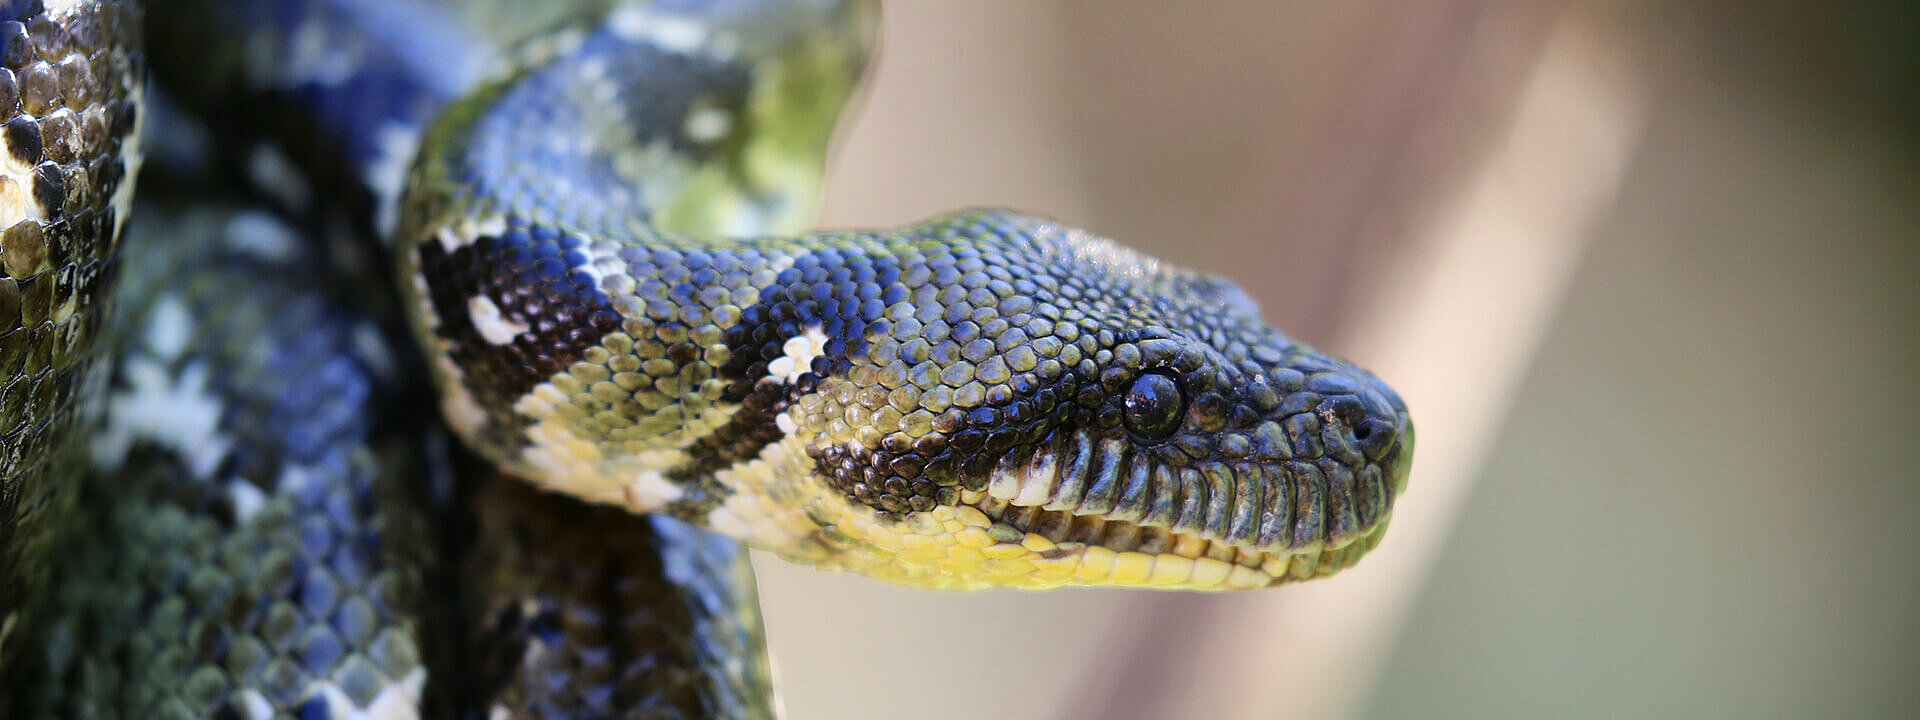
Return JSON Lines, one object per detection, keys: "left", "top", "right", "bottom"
{"left": 750, "top": 3, "right": 1920, "bottom": 719}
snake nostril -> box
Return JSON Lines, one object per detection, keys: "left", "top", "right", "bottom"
{"left": 1329, "top": 390, "right": 1402, "bottom": 461}
{"left": 1355, "top": 415, "right": 1397, "bottom": 459}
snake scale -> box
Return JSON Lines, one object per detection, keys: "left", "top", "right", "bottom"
{"left": 0, "top": 1, "right": 1414, "bottom": 717}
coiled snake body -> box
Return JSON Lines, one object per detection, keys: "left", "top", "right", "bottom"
{"left": 0, "top": 1, "right": 1413, "bottom": 716}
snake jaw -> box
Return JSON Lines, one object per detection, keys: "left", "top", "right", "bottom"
{"left": 934, "top": 395, "right": 1412, "bottom": 590}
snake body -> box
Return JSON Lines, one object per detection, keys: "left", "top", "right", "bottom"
{"left": 29, "top": 195, "right": 439, "bottom": 718}
{"left": 2, "top": 0, "right": 1414, "bottom": 715}
{"left": 0, "top": 0, "right": 144, "bottom": 667}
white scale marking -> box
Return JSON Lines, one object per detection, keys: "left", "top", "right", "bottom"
{"left": 278, "top": 463, "right": 316, "bottom": 495}
{"left": 684, "top": 106, "right": 732, "bottom": 143}
{"left": 247, "top": 142, "right": 312, "bottom": 212}
{"left": 0, "top": 126, "right": 48, "bottom": 229}
{"left": 107, "top": 83, "right": 145, "bottom": 241}
{"left": 409, "top": 272, "right": 442, "bottom": 329}
{"left": 233, "top": 689, "right": 274, "bottom": 720}
{"left": 145, "top": 294, "right": 193, "bottom": 359}
{"left": 608, "top": 7, "right": 710, "bottom": 54}
{"left": 91, "top": 356, "right": 232, "bottom": 479}
{"left": 89, "top": 296, "right": 228, "bottom": 476}
{"left": 432, "top": 214, "right": 508, "bottom": 253}
{"left": 436, "top": 356, "right": 489, "bottom": 438}
{"left": 224, "top": 209, "right": 300, "bottom": 261}
{"left": 571, "top": 255, "right": 604, "bottom": 289}
{"left": 281, "top": 667, "right": 424, "bottom": 719}
{"left": 361, "top": 666, "right": 427, "bottom": 720}
{"left": 227, "top": 481, "right": 265, "bottom": 523}
{"left": 366, "top": 122, "right": 421, "bottom": 237}
{"left": 765, "top": 325, "right": 828, "bottom": 383}
{"left": 625, "top": 469, "right": 685, "bottom": 507}
{"left": 434, "top": 226, "right": 463, "bottom": 253}
{"left": 467, "top": 295, "right": 528, "bottom": 345}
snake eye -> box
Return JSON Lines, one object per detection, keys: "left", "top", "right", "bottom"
{"left": 1123, "top": 372, "right": 1185, "bottom": 439}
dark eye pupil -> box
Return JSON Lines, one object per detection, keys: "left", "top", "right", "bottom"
{"left": 1123, "top": 373, "right": 1184, "bottom": 438}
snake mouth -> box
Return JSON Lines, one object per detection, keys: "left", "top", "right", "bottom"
{"left": 954, "top": 490, "right": 1390, "bottom": 590}
{"left": 947, "top": 425, "right": 1409, "bottom": 589}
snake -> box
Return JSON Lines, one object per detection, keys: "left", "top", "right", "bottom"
{"left": 0, "top": 0, "right": 1414, "bottom": 717}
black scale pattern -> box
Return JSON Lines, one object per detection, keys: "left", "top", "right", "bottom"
{"left": 419, "top": 223, "right": 622, "bottom": 416}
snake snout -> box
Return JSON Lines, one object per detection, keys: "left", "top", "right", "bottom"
{"left": 1343, "top": 379, "right": 1411, "bottom": 464}
{"left": 1311, "top": 363, "right": 1414, "bottom": 497}
{"left": 1367, "top": 376, "right": 1414, "bottom": 487}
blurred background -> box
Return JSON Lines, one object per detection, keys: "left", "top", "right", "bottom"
{"left": 752, "top": 1, "right": 1920, "bottom": 719}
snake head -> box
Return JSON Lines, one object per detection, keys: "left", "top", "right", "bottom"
{"left": 740, "top": 210, "right": 1414, "bottom": 589}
